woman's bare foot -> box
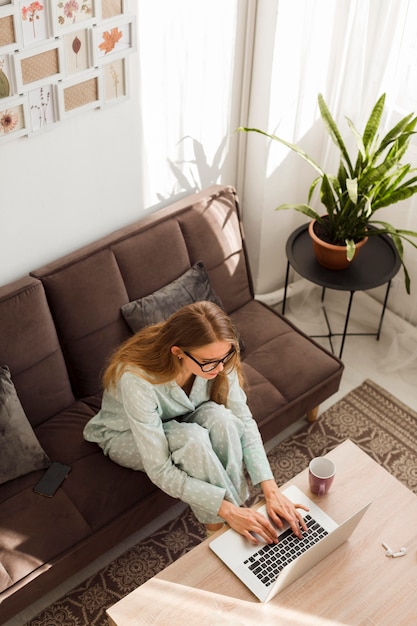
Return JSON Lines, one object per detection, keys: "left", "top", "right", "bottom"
{"left": 205, "top": 522, "right": 224, "bottom": 537}
{"left": 205, "top": 523, "right": 223, "bottom": 532}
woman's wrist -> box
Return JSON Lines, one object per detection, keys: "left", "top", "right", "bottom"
{"left": 260, "top": 479, "right": 280, "bottom": 502}
{"left": 218, "top": 499, "right": 235, "bottom": 522}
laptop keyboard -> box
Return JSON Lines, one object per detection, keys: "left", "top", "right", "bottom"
{"left": 243, "top": 514, "right": 328, "bottom": 587}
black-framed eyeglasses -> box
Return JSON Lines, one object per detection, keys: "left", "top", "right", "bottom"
{"left": 183, "top": 347, "right": 236, "bottom": 372}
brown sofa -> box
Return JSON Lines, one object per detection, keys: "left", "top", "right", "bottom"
{"left": 0, "top": 185, "right": 343, "bottom": 622}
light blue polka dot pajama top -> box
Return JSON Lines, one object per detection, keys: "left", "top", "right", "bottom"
{"left": 83, "top": 367, "right": 274, "bottom": 524}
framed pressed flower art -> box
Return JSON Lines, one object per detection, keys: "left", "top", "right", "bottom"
{"left": 101, "top": 54, "right": 128, "bottom": 105}
{"left": 50, "top": 0, "right": 98, "bottom": 36}
{"left": 20, "top": 0, "right": 51, "bottom": 46}
{"left": 0, "top": 53, "right": 15, "bottom": 98}
{"left": 63, "top": 28, "right": 91, "bottom": 74}
{"left": 27, "top": 82, "right": 58, "bottom": 131}
{"left": 92, "top": 14, "right": 135, "bottom": 65}
{"left": 0, "top": 95, "right": 28, "bottom": 141}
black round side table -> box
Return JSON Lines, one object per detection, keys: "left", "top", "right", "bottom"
{"left": 282, "top": 224, "right": 401, "bottom": 358}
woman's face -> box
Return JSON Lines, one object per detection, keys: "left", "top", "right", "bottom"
{"left": 174, "top": 340, "right": 234, "bottom": 380}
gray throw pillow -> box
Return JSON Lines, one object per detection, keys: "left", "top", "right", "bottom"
{"left": 0, "top": 365, "right": 50, "bottom": 485}
{"left": 121, "top": 261, "right": 224, "bottom": 333}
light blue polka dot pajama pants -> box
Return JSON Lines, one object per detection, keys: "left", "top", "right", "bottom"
{"left": 106, "top": 402, "right": 250, "bottom": 524}
{"left": 164, "top": 402, "right": 250, "bottom": 523}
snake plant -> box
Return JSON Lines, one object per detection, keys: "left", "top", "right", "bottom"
{"left": 239, "top": 93, "right": 417, "bottom": 293}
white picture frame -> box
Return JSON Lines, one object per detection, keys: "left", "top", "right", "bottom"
{"left": 0, "top": 52, "right": 16, "bottom": 98}
{"left": 27, "top": 82, "right": 58, "bottom": 132}
{"left": 0, "top": 94, "right": 28, "bottom": 141}
{"left": 13, "top": 38, "right": 64, "bottom": 92}
{"left": 99, "top": 0, "right": 126, "bottom": 21}
{"left": 63, "top": 27, "right": 92, "bottom": 75}
{"left": 57, "top": 69, "right": 101, "bottom": 118}
{"left": 50, "top": 0, "right": 97, "bottom": 37}
{"left": 92, "top": 14, "right": 135, "bottom": 66}
{"left": 19, "top": 0, "right": 51, "bottom": 47}
{"left": 0, "top": 4, "right": 22, "bottom": 53}
{"left": 101, "top": 53, "right": 129, "bottom": 105}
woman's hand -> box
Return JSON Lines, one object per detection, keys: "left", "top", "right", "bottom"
{"left": 217, "top": 481, "right": 309, "bottom": 545}
{"left": 218, "top": 499, "right": 280, "bottom": 545}
{"left": 261, "top": 479, "right": 309, "bottom": 538}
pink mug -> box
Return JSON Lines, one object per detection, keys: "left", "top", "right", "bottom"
{"left": 309, "top": 457, "right": 335, "bottom": 496}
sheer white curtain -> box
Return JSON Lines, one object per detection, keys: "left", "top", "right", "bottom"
{"left": 135, "top": 0, "right": 417, "bottom": 334}
{"left": 242, "top": 0, "right": 417, "bottom": 332}
{"left": 136, "top": 0, "right": 244, "bottom": 208}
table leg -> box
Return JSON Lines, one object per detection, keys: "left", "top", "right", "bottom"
{"left": 339, "top": 291, "right": 355, "bottom": 358}
{"left": 282, "top": 260, "right": 291, "bottom": 315}
{"left": 376, "top": 279, "right": 392, "bottom": 340}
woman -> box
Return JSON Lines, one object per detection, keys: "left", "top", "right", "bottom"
{"left": 84, "top": 301, "right": 307, "bottom": 543}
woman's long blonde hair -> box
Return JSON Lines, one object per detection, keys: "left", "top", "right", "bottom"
{"left": 103, "top": 301, "right": 243, "bottom": 405}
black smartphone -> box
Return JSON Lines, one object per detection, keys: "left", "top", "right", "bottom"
{"left": 33, "top": 461, "right": 72, "bottom": 497}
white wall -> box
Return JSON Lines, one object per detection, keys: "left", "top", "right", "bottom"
{"left": 0, "top": 51, "right": 144, "bottom": 285}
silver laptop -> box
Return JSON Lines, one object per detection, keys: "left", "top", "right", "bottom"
{"left": 209, "top": 484, "right": 371, "bottom": 603}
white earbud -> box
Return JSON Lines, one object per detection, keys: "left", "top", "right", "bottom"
{"left": 382, "top": 542, "right": 407, "bottom": 558}
{"left": 392, "top": 547, "right": 407, "bottom": 558}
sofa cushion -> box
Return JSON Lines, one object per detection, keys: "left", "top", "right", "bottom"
{"left": 112, "top": 218, "right": 191, "bottom": 300}
{"left": 0, "top": 486, "right": 92, "bottom": 593}
{"left": 32, "top": 250, "right": 132, "bottom": 398}
{"left": 0, "top": 276, "right": 75, "bottom": 426}
{"left": 230, "top": 300, "right": 343, "bottom": 440}
{"left": 121, "top": 261, "right": 223, "bottom": 332}
{"left": 0, "top": 366, "right": 50, "bottom": 485}
{"left": 176, "top": 187, "right": 253, "bottom": 312}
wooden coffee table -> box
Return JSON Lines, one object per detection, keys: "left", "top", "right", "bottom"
{"left": 107, "top": 440, "right": 417, "bottom": 625}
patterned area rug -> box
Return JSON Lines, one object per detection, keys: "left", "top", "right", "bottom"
{"left": 27, "top": 379, "right": 417, "bottom": 626}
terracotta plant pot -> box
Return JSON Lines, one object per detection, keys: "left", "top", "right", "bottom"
{"left": 308, "top": 219, "right": 368, "bottom": 270}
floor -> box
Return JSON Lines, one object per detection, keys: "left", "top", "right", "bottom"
{"left": 6, "top": 285, "right": 417, "bottom": 625}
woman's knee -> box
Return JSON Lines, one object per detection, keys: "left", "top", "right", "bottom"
{"left": 165, "top": 420, "right": 211, "bottom": 454}
{"left": 197, "top": 403, "right": 244, "bottom": 439}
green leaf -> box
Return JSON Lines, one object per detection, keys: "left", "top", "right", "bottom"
{"left": 275, "top": 203, "right": 320, "bottom": 221}
{"left": 320, "top": 174, "right": 338, "bottom": 216}
{"left": 318, "top": 94, "right": 353, "bottom": 174}
{"left": 346, "top": 118, "right": 366, "bottom": 159}
{"left": 372, "top": 184, "right": 417, "bottom": 209}
{"left": 362, "top": 94, "right": 385, "bottom": 149}
{"left": 346, "top": 178, "right": 358, "bottom": 204}
{"left": 345, "top": 239, "right": 356, "bottom": 261}
{"left": 237, "top": 127, "right": 324, "bottom": 176}
{"left": 377, "top": 113, "right": 417, "bottom": 155}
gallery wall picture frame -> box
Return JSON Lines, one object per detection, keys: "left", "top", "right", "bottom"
{"left": 19, "top": 0, "right": 51, "bottom": 47}
{"left": 0, "top": 94, "right": 28, "bottom": 141}
{"left": 1, "top": 1, "right": 135, "bottom": 142}
{"left": 50, "top": 0, "right": 97, "bottom": 37}
{"left": 63, "top": 28, "right": 92, "bottom": 75}
{"left": 100, "top": 0, "right": 126, "bottom": 21}
{"left": 57, "top": 69, "right": 101, "bottom": 118}
{"left": 0, "top": 4, "right": 22, "bottom": 53}
{"left": 13, "top": 38, "right": 64, "bottom": 92}
{"left": 27, "top": 81, "right": 58, "bottom": 132}
{"left": 92, "top": 14, "right": 135, "bottom": 65}
{"left": 101, "top": 54, "right": 128, "bottom": 105}
{"left": 0, "top": 52, "right": 15, "bottom": 98}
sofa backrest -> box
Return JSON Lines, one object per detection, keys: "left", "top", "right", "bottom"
{"left": 0, "top": 276, "right": 75, "bottom": 426}
{"left": 31, "top": 185, "right": 253, "bottom": 399}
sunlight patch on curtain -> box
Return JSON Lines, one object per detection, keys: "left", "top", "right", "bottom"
{"left": 137, "top": 0, "right": 238, "bottom": 206}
